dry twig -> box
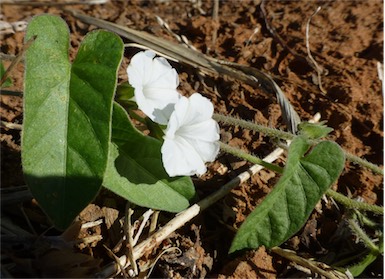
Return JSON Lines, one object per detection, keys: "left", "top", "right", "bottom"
{"left": 211, "top": 0, "right": 219, "bottom": 48}
{"left": 271, "top": 247, "right": 348, "bottom": 279}
{"left": 1, "top": 35, "right": 36, "bottom": 87}
{"left": 260, "top": 0, "right": 307, "bottom": 63}
{"left": 94, "top": 113, "right": 320, "bottom": 277}
{"left": 132, "top": 209, "right": 154, "bottom": 246}
{"left": 0, "top": 120, "right": 22, "bottom": 130}
{"left": 260, "top": 0, "right": 325, "bottom": 77}
{"left": 124, "top": 203, "right": 138, "bottom": 276}
{"left": 305, "top": 6, "right": 327, "bottom": 94}
{"left": 68, "top": 10, "right": 301, "bottom": 133}
{"left": 1, "top": 0, "right": 108, "bottom": 6}
{"left": 95, "top": 140, "right": 288, "bottom": 277}
{"left": 103, "top": 244, "right": 129, "bottom": 279}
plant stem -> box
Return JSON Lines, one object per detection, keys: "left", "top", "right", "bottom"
{"left": 125, "top": 202, "right": 138, "bottom": 276}
{"left": 214, "top": 113, "right": 384, "bottom": 176}
{"left": 213, "top": 113, "right": 294, "bottom": 141}
{"left": 220, "top": 141, "right": 384, "bottom": 216}
{"left": 149, "top": 210, "right": 159, "bottom": 235}
{"left": 344, "top": 152, "right": 383, "bottom": 176}
{"left": 355, "top": 210, "right": 380, "bottom": 229}
{"left": 221, "top": 138, "right": 383, "bottom": 216}
{"left": 219, "top": 142, "right": 284, "bottom": 174}
{"left": 326, "top": 189, "right": 383, "bottom": 215}
{"left": 95, "top": 146, "right": 286, "bottom": 277}
{"left": 270, "top": 247, "right": 345, "bottom": 279}
{"left": 348, "top": 218, "right": 379, "bottom": 253}
{"left": 1, "top": 36, "right": 36, "bottom": 86}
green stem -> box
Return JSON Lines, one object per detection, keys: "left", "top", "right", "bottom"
{"left": 344, "top": 152, "right": 383, "bottom": 176}
{"left": 221, "top": 139, "right": 384, "bottom": 215}
{"left": 220, "top": 140, "right": 383, "bottom": 215}
{"left": 355, "top": 210, "right": 380, "bottom": 229}
{"left": 348, "top": 218, "right": 379, "bottom": 252}
{"left": 213, "top": 113, "right": 294, "bottom": 141}
{"left": 326, "top": 189, "right": 383, "bottom": 215}
{"left": 219, "top": 142, "right": 284, "bottom": 174}
{"left": 214, "top": 113, "right": 384, "bottom": 176}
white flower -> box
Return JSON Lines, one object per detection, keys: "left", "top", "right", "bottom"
{"left": 161, "top": 93, "right": 220, "bottom": 177}
{"left": 127, "top": 50, "right": 180, "bottom": 125}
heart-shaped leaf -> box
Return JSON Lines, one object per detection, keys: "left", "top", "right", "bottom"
{"left": 23, "top": 15, "right": 123, "bottom": 230}
{"left": 103, "top": 102, "right": 195, "bottom": 212}
{"left": 230, "top": 136, "right": 345, "bottom": 253}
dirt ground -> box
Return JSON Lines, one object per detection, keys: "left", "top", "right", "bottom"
{"left": 1, "top": 0, "right": 383, "bottom": 278}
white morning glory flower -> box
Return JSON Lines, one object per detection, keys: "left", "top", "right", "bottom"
{"left": 127, "top": 50, "right": 180, "bottom": 125}
{"left": 161, "top": 93, "right": 220, "bottom": 177}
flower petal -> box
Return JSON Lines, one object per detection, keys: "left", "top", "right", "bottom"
{"left": 161, "top": 136, "right": 206, "bottom": 176}
{"left": 162, "top": 93, "right": 220, "bottom": 177}
{"left": 149, "top": 57, "right": 179, "bottom": 88}
{"left": 126, "top": 50, "right": 180, "bottom": 125}
{"left": 141, "top": 87, "right": 180, "bottom": 124}
{"left": 127, "top": 50, "right": 155, "bottom": 86}
{"left": 164, "top": 95, "right": 189, "bottom": 136}
{"left": 178, "top": 119, "right": 220, "bottom": 142}
{"left": 187, "top": 139, "right": 220, "bottom": 162}
{"left": 181, "top": 93, "right": 214, "bottom": 126}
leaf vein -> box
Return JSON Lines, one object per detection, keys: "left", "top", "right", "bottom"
{"left": 69, "top": 95, "right": 105, "bottom": 155}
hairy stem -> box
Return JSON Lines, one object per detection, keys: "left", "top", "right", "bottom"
{"left": 326, "top": 189, "right": 383, "bottom": 215}
{"left": 214, "top": 113, "right": 384, "bottom": 175}
{"left": 348, "top": 218, "right": 379, "bottom": 252}
{"left": 220, "top": 140, "right": 383, "bottom": 216}
{"left": 344, "top": 152, "right": 383, "bottom": 176}
{"left": 219, "top": 142, "right": 284, "bottom": 174}
{"left": 213, "top": 113, "right": 293, "bottom": 141}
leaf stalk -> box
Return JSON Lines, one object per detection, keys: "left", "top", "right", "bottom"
{"left": 214, "top": 113, "right": 383, "bottom": 175}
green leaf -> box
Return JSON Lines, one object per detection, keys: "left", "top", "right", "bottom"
{"left": 145, "top": 117, "right": 165, "bottom": 141}
{"left": 1, "top": 61, "right": 13, "bottom": 88}
{"left": 116, "top": 82, "right": 135, "bottom": 102}
{"left": 347, "top": 250, "right": 380, "bottom": 276}
{"left": 23, "top": 15, "right": 123, "bottom": 230}
{"left": 230, "top": 136, "right": 345, "bottom": 253}
{"left": 103, "top": 102, "right": 195, "bottom": 212}
{"left": 346, "top": 232, "right": 383, "bottom": 276}
{"left": 298, "top": 121, "right": 334, "bottom": 139}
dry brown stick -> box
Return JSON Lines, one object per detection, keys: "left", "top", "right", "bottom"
{"left": 260, "top": 0, "right": 318, "bottom": 73}
{"left": 68, "top": 10, "right": 230, "bottom": 77}
{"left": 68, "top": 10, "right": 241, "bottom": 81}
{"left": 260, "top": 0, "right": 305, "bottom": 61}
{"left": 271, "top": 247, "right": 348, "bottom": 279}
{"left": 0, "top": 120, "right": 22, "bottom": 130}
{"left": 103, "top": 244, "right": 129, "bottom": 279}
{"left": 305, "top": 6, "right": 327, "bottom": 94}
{"left": 0, "top": 53, "right": 17, "bottom": 61}
{"left": 0, "top": 35, "right": 36, "bottom": 86}
{"left": 124, "top": 202, "right": 138, "bottom": 276}
{"left": 149, "top": 210, "right": 159, "bottom": 236}
{"left": 94, "top": 145, "right": 287, "bottom": 278}
{"left": 94, "top": 113, "right": 320, "bottom": 278}
{"left": 67, "top": 10, "right": 300, "bottom": 133}
{"left": 155, "top": 16, "right": 197, "bottom": 51}
{"left": 1, "top": 0, "right": 108, "bottom": 6}
{"left": 144, "top": 247, "right": 182, "bottom": 278}
{"left": 132, "top": 209, "right": 153, "bottom": 246}
{"left": 211, "top": 0, "right": 219, "bottom": 47}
